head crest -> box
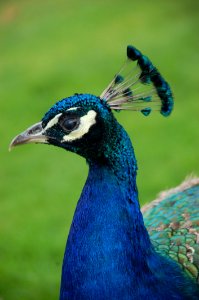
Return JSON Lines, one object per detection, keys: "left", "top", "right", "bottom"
{"left": 100, "top": 45, "right": 173, "bottom": 117}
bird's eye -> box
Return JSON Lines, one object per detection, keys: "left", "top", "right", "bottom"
{"left": 60, "top": 116, "right": 80, "bottom": 132}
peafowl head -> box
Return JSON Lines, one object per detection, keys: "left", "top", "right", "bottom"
{"left": 41, "top": 95, "right": 115, "bottom": 160}
{"left": 10, "top": 46, "right": 173, "bottom": 163}
{"left": 9, "top": 94, "right": 118, "bottom": 162}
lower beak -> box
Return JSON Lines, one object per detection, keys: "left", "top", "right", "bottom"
{"left": 9, "top": 122, "right": 47, "bottom": 151}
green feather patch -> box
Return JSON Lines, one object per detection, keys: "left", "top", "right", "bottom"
{"left": 142, "top": 179, "right": 199, "bottom": 282}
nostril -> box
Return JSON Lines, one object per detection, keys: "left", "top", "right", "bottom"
{"left": 28, "top": 123, "right": 43, "bottom": 135}
{"left": 28, "top": 129, "right": 34, "bottom": 135}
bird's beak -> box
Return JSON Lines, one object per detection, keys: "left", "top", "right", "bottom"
{"left": 9, "top": 122, "right": 47, "bottom": 151}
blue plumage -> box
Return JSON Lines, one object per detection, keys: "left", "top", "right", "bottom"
{"left": 10, "top": 45, "right": 199, "bottom": 299}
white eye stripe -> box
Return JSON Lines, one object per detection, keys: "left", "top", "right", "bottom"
{"left": 66, "top": 107, "right": 79, "bottom": 112}
{"left": 44, "top": 113, "right": 63, "bottom": 131}
{"left": 62, "top": 110, "right": 97, "bottom": 142}
{"left": 44, "top": 107, "right": 79, "bottom": 131}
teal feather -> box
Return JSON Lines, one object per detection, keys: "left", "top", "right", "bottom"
{"left": 142, "top": 178, "right": 199, "bottom": 283}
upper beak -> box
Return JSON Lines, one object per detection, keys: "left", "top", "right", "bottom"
{"left": 9, "top": 122, "right": 47, "bottom": 151}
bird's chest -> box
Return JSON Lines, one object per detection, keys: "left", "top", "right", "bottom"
{"left": 60, "top": 181, "right": 139, "bottom": 299}
{"left": 60, "top": 182, "right": 156, "bottom": 299}
{"left": 61, "top": 233, "right": 144, "bottom": 300}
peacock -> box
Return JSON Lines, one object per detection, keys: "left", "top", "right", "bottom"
{"left": 10, "top": 45, "right": 199, "bottom": 299}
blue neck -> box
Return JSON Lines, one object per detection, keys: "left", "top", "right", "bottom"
{"left": 60, "top": 125, "right": 197, "bottom": 299}
{"left": 60, "top": 126, "right": 154, "bottom": 298}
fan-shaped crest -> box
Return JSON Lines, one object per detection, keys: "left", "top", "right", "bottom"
{"left": 100, "top": 45, "right": 173, "bottom": 117}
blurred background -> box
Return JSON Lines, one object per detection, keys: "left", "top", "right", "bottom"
{"left": 0, "top": 0, "right": 198, "bottom": 299}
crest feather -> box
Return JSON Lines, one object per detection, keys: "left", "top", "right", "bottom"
{"left": 100, "top": 45, "right": 173, "bottom": 117}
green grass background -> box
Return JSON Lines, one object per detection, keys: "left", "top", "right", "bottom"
{"left": 0, "top": 0, "right": 198, "bottom": 299}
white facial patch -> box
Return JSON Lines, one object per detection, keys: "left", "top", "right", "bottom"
{"left": 44, "top": 113, "right": 62, "bottom": 131}
{"left": 62, "top": 110, "right": 97, "bottom": 142}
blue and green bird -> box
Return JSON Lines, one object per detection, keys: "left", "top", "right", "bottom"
{"left": 10, "top": 46, "right": 199, "bottom": 299}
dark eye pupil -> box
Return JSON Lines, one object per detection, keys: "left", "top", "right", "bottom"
{"left": 61, "top": 117, "right": 79, "bottom": 132}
